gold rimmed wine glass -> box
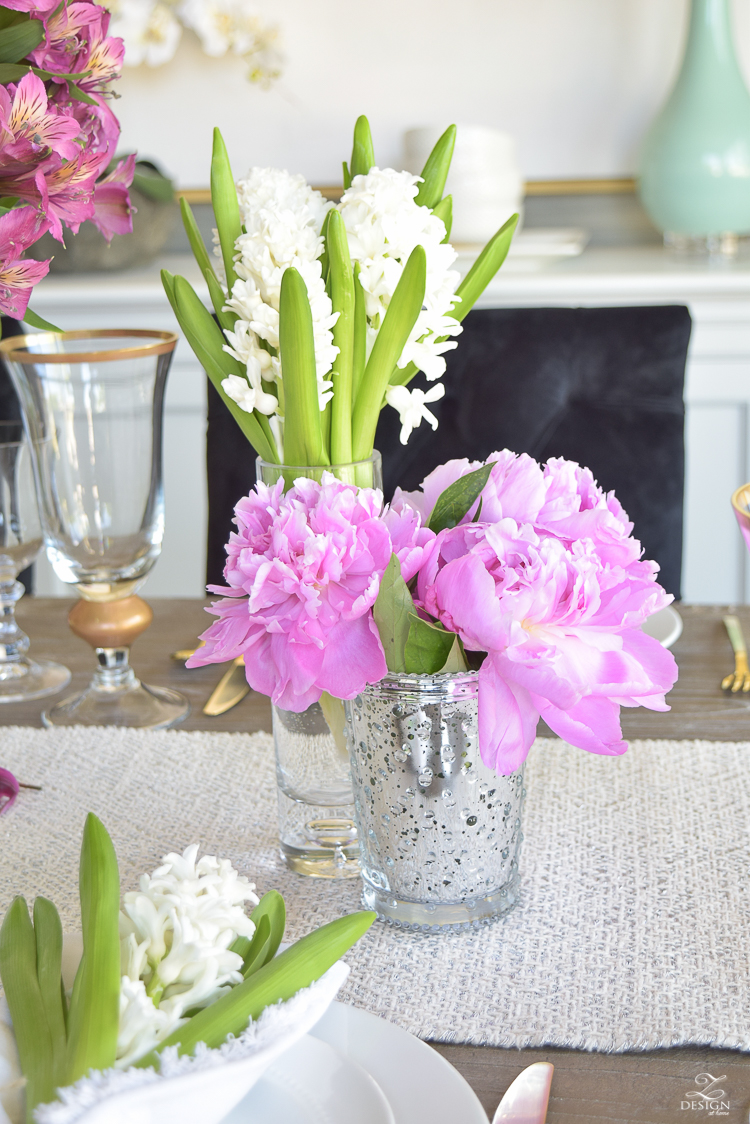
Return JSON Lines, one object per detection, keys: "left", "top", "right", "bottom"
{"left": 0, "top": 330, "right": 189, "bottom": 729}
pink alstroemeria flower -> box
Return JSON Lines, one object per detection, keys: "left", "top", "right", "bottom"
{"left": 0, "top": 206, "right": 50, "bottom": 317}
{"left": 189, "top": 475, "right": 405, "bottom": 711}
{"left": 415, "top": 510, "right": 677, "bottom": 775}
{"left": 0, "top": 73, "right": 82, "bottom": 163}
{"left": 0, "top": 767, "right": 19, "bottom": 815}
{"left": 91, "top": 153, "right": 135, "bottom": 240}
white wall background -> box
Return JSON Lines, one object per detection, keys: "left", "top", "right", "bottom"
{"left": 113, "top": 0, "right": 750, "bottom": 188}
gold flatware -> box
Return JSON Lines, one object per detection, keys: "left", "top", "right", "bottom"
{"left": 203, "top": 657, "right": 249, "bottom": 716}
{"left": 721, "top": 615, "right": 750, "bottom": 692}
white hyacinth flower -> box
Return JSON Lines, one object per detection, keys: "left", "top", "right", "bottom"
{"left": 221, "top": 168, "right": 337, "bottom": 414}
{"left": 116, "top": 845, "right": 259, "bottom": 1066}
{"left": 385, "top": 383, "right": 446, "bottom": 445}
{"left": 338, "top": 167, "right": 462, "bottom": 385}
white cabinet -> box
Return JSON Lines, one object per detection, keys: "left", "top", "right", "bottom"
{"left": 30, "top": 248, "right": 750, "bottom": 603}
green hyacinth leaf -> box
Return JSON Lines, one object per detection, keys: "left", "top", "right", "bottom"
{"left": 279, "top": 267, "right": 328, "bottom": 467}
{"left": 0, "top": 896, "right": 55, "bottom": 1122}
{"left": 327, "top": 210, "right": 355, "bottom": 464}
{"left": 452, "top": 213, "right": 518, "bottom": 323}
{"left": 415, "top": 125, "right": 456, "bottom": 209}
{"left": 351, "top": 244, "right": 426, "bottom": 460}
{"left": 432, "top": 195, "right": 453, "bottom": 243}
{"left": 66, "top": 814, "right": 120, "bottom": 1085}
{"left": 211, "top": 128, "right": 242, "bottom": 295}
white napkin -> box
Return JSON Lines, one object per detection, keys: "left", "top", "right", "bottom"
{"left": 1, "top": 962, "right": 349, "bottom": 1124}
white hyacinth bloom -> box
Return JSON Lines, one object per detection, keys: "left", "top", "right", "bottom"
{"left": 385, "top": 383, "right": 446, "bottom": 445}
{"left": 116, "top": 845, "right": 258, "bottom": 1066}
{"left": 338, "top": 167, "right": 462, "bottom": 385}
{"left": 108, "top": 0, "right": 183, "bottom": 67}
{"left": 222, "top": 168, "right": 336, "bottom": 414}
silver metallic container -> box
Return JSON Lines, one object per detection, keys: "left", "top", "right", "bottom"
{"left": 345, "top": 671, "right": 525, "bottom": 930}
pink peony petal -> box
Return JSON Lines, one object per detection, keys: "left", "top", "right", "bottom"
{"left": 478, "top": 658, "right": 540, "bottom": 775}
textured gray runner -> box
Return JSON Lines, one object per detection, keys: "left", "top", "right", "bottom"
{"left": 1, "top": 726, "right": 748, "bottom": 1052}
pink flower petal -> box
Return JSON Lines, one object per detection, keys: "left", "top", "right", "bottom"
{"left": 0, "top": 767, "right": 19, "bottom": 814}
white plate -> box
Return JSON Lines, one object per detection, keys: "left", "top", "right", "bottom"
{"left": 224, "top": 1003, "right": 486, "bottom": 1124}
{"left": 642, "top": 604, "right": 683, "bottom": 649}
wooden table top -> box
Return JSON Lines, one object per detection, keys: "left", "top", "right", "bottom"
{"left": 7, "top": 598, "right": 750, "bottom": 1123}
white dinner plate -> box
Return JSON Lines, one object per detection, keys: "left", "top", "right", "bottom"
{"left": 223, "top": 1002, "right": 486, "bottom": 1124}
{"left": 642, "top": 604, "right": 683, "bottom": 649}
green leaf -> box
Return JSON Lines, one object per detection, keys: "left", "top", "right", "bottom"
{"left": 372, "top": 553, "right": 414, "bottom": 674}
{"left": 428, "top": 461, "right": 495, "bottom": 533}
{"left": 211, "top": 128, "right": 242, "bottom": 295}
{"left": 239, "top": 914, "right": 271, "bottom": 978}
{"left": 0, "top": 63, "right": 27, "bottom": 82}
{"left": 0, "top": 9, "right": 28, "bottom": 30}
{"left": 132, "top": 169, "right": 174, "bottom": 204}
{"left": 247, "top": 889, "right": 285, "bottom": 970}
{"left": 0, "top": 896, "right": 55, "bottom": 1122}
{"left": 351, "top": 244, "right": 426, "bottom": 461}
{"left": 327, "top": 210, "right": 354, "bottom": 464}
{"left": 342, "top": 161, "right": 352, "bottom": 190}
{"left": 351, "top": 262, "right": 366, "bottom": 407}
{"left": 452, "top": 213, "right": 518, "bottom": 323}
{"left": 181, "top": 196, "right": 215, "bottom": 281}
{"left": 33, "top": 897, "right": 67, "bottom": 1090}
{"left": 350, "top": 115, "right": 375, "bottom": 179}
{"left": 404, "top": 614, "right": 457, "bottom": 674}
{"left": 23, "top": 308, "right": 62, "bottom": 333}
{"left": 66, "top": 813, "right": 120, "bottom": 1084}
{"left": 415, "top": 125, "right": 456, "bottom": 209}
{"left": 65, "top": 83, "right": 98, "bottom": 106}
{"left": 441, "top": 635, "right": 469, "bottom": 673}
{"left": 163, "top": 271, "right": 277, "bottom": 462}
{"left": 0, "top": 19, "right": 43, "bottom": 64}
{"left": 279, "top": 266, "right": 328, "bottom": 467}
{"left": 432, "top": 195, "right": 453, "bottom": 243}
{"left": 318, "top": 209, "right": 332, "bottom": 281}
{"left": 135, "top": 912, "right": 376, "bottom": 1067}
{"left": 204, "top": 267, "right": 235, "bottom": 333}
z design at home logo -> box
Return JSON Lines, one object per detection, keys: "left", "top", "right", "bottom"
{"left": 681, "top": 1073, "right": 729, "bottom": 1115}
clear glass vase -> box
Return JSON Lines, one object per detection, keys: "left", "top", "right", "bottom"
{"left": 257, "top": 451, "right": 383, "bottom": 878}
{"left": 344, "top": 671, "right": 526, "bottom": 930}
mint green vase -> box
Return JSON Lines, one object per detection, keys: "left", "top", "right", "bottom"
{"left": 639, "top": 0, "right": 750, "bottom": 239}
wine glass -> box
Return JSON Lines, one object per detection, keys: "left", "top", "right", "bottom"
{"left": 0, "top": 421, "right": 70, "bottom": 701}
{"left": 0, "top": 330, "right": 189, "bottom": 729}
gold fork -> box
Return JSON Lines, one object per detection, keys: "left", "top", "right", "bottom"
{"left": 721, "top": 615, "right": 750, "bottom": 692}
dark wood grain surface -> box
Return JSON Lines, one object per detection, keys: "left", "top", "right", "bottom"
{"left": 6, "top": 598, "right": 750, "bottom": 1122}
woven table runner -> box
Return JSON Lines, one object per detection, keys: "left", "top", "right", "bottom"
{"left": 1, "top": 727, "right": 748, "bottom": 1053}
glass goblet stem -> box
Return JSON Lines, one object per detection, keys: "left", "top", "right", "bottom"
{"left": 93, "top": 646, "right": 138, "bottom": 691}
{"left": 0, "top": 578, "right": 29, "bottom": 665}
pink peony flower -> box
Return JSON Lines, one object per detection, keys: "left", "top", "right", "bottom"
{"left": 189, "top": 474, "right": 431, "bottom": 711}
{"left": 398, "top": 451, "right": 679, "bottom": 774}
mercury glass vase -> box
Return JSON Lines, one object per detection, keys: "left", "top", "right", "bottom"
{"left": 257, "top": 451, "right": 383, "bottom": 879}
{"left": 344, "top": 671, "right": 525, "bottom": 929}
